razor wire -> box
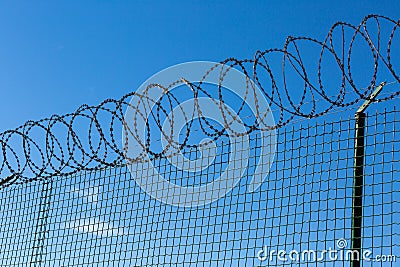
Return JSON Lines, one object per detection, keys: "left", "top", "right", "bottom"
{"left": 0, "top": 14, "right": 399, "bottom": 185}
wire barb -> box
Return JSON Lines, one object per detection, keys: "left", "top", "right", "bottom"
{"left": 0, "top": 14, "right": 399, "bottom": 186}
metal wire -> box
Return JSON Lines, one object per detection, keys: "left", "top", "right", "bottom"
{"left": 0, "top": 14, "right": 399, "bottom": 184}
{"left": 0, "top": 14, "right": 399, "bottom": 267}
{"left": 1, "top": 107, "right": 398, "bottom": 266}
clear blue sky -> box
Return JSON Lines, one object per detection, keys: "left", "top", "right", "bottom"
{"left": 0, "top": 2, "right": 399, "bottom": 266}
{"left": 0, "top": 0, "right": 398, "bottom": 132}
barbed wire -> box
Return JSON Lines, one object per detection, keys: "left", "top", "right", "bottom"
{"left": 0, "top": 14, "right": 399, "bottom": 187}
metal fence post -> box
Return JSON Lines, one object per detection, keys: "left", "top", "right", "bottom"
{"left": 351, "top": 82, "right": 385, "bottom": 267}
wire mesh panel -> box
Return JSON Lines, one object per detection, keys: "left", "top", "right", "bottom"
{"left": 362, "top": 108, "right": 400, "bottom": 266}
{"left": 1, "top": 107, "right": 398, "bottom": 266}
{"left": 0, "top": 181, "right": 44, "bottom": 266}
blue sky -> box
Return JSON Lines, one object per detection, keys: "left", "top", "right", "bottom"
{"left": 0, "top": 0, "right": 398, "bottom": 132}
{"left": 0, "top": 2, "right": 399, "bottom": 266}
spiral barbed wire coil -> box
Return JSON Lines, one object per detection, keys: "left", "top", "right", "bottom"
{"left": 0, "top": 14, "right": 399, "bottom": 187}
